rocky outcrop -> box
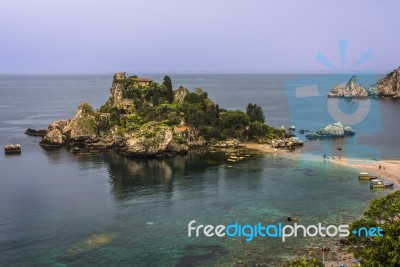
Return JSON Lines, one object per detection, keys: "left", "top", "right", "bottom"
{"left": 40, "top": 102, "right": 98, "bottom": 150}
{"left": 328, "top": 76, "right": 368, "bottom": 98}
{"left": 115, "top": 123, "right": 188, "bottom": 157}
{"left": 174, "top": 86, "right": 189, "bottom": 102}
{"left": 5, "top": 144, "right": 21, "bottom": 155}
{"left": 40, "top": 128, "right": 64, "bottom": 147}
{"left": 270, "top": 137, "right": 303, "bottom": 150}
{"left": 49, "top": 120, "right": 69, "bottom": 131}
{"left": 306, "top": 122, "right": 355, "bottom": 139}
{"left": 25, "top": 128, "right": 47, "bottom": 137}
{"left": 62, "top": 103, "right": 98, "bottom": 143}
{"left": 375, "top": 67, "right": 400, "bottom": 99}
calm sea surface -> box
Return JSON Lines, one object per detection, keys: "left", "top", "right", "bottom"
{"left": 0, "top": 74, "right": 399, "bottom": 266}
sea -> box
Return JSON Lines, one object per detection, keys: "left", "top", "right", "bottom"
{"left": 0, "top": 74, "right": 399, "bottom": 266}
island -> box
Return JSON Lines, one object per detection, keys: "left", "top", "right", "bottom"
{"left": 38, "top": 72, "right": 300, "bottom": 157}
{"left": 328, "top": 66, "right": 400, "bottom": 99}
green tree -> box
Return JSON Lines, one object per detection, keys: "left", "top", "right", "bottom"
{"left": 204, "top": 104, "right": 220, "bottom": 126}
{"left": 163, "top": 75, "right": 174, "bottom": 103}
{"left": 346, "top": 190, "right": 400, "bottom": 267}
{"left": 185, "top": 104, "right": 205, "bottom": 130}
{"left": 184, "top": 92, "right": 203, "bottom": 105}
{"left": 246, "top": 103, "right": 265, "bottom": 123}
{"left": 221, "top": 110, "right": 250, "bottom": 139}
{"left": 283, "top": 257, "right": 324, "bottom": 267}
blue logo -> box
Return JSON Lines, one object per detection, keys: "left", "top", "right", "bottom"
{"left": 352, "top": 226, "right": 383, "bottom": 237}
{"left": 286, "top": 40, "right": 382, "bottom": 161}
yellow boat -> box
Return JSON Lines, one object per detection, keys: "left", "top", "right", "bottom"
{"left": 358, "top": 172, "right": 377, "bottom": 180}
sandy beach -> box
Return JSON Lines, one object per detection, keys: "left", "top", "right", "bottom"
{"left": 243, "top": 143, "right": 400, "bottom": 186}
{"left": 330, "top": 157, "right": 400, "bottom": 185}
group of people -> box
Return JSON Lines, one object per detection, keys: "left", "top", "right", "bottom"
{"left": 323, "top": 154, "right": 341, "bottom": 160}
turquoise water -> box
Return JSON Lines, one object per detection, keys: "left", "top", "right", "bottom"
{"left": 0, "top": 149, "right": 392, "bottom": 266}
{"left": 0, "top": 75, "right": 398, "bottom": 266}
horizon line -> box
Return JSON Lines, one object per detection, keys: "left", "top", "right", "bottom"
{"left": 0, "top": 70, "right": 393, "bottom": 76}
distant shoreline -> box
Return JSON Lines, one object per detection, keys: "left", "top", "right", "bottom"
{"left": 243, "top": 142, "right": 400, "bottom": 186}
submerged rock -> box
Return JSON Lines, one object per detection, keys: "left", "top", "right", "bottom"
{"left": 328, "top": 76, "right": 368, "bottom": 98}
{"left": 4, "top": 144, "right": 21, "bottom": 155}
{"left": 25, "top": 128, "right": 47, "bottom": 137}
{"left": 64, "top": 233, "right": 117, "bottom": 258}
{"left": 306, "top": 122, "right": 355, "bottom": 139}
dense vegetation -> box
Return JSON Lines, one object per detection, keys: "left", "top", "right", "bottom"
{"left": 345, "top": 190, "right": 400, "bottom": 267}
{"left": 98, "top": 75, "right": 283, "bottom": 143}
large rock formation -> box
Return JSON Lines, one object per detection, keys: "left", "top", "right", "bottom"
{"left": 328, "top": 76, "right": 368, "bottom": 98}
{"left": 39, "top": 74, "right": 191, "bottom": 157}
{"left": 306, "top": 122, "right": 355, "bottom": 139}
{"left": 375, "top": 67, "right": 400, "bottom": 99}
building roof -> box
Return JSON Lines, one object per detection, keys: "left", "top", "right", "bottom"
{"left": 174, "top": 125, "right": 191, "bottom": 132}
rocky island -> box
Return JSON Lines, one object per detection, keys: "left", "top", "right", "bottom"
{"left": 305, "top": 122, "right": 355, "bottom": 140}
{"left": 38, "top": 72, "right": 290, "bottom": 157}
{"left": 328, "top": 76, "right": 369, "bottom": 98}
{"left": 328, "top": 66, "right": 400, "bottom": 99}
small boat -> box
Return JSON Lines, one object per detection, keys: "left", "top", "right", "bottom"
{"left": 370, "top": 179, "right": 395, "bottom": 189}
{"left": 289, "top": 126, "right": 296, "bottom": 131}
{"left": 344, "top": 94, "right": 353, "bottom": 98}
{"left": 358, "top": 172, "right": 378, "bottom": 180}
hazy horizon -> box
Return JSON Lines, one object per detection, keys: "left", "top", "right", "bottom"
{"left": 1, "top": 0, "right": 399, "bottom": 74}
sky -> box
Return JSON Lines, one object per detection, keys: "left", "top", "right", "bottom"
{"left": 0, "top": 0, "right": 399, "bottom": 74}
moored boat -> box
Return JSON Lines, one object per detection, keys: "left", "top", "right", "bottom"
{"left": 358, "top": 172, "right": 378, "bottom": 180}
{"left": 370, "top": 179, "right": 394, "bottom": 189}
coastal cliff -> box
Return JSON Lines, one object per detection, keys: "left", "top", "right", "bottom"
{"left": 39, "top": 72, "right": 285, "bottom": 156}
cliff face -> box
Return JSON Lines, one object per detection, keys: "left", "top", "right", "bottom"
{"left": 376, "top": 67, "right": 400, "bottom": 99}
